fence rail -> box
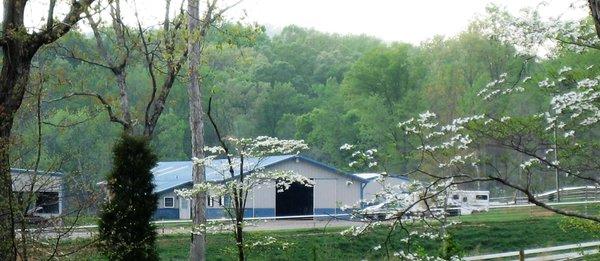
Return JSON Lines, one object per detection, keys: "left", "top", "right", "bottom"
{"left": 489, "top": 200, "right": 600, "bottom": 209}
{"left": 464, "top": 241, "right": 600, "bottom": 260}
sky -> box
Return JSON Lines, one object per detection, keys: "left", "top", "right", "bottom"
{"left": 14, "top": 0, "right": 590, "bottom": 45}
{"left": 227, "top": 0, "right": 588, "bottom": 44}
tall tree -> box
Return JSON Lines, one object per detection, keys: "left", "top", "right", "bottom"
{"left": 186, "top": 1, "right": 242, "bottom": 259}
{"left": 54, "top": 0, "right": 188, "bottom": 137}
{"left": 98, "top": 135, "right": 158, "bottom": 260}
{"left": 0, "top": 1, "right": 94, "bottom": 260}
{"left": 187, "top": 0, "right": 207, "bottom": 259}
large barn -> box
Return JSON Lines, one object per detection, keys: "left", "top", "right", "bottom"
{"left": 152, "top": 155, "right": 378, "bottom": 220}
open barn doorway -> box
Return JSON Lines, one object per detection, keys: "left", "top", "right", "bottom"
{"left": 276, "top": 181, "right": 313, "bottom": 217}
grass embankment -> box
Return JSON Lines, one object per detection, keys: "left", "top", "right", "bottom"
{"left": 62, "top": 204, "right": 599, "bottom": 260}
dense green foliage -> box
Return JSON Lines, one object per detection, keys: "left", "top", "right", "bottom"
{"left": 9, "top": 19, "right": 600, "bottom": 200}
{"left": 98, "top": 135, "right": 158, "bottom": 260}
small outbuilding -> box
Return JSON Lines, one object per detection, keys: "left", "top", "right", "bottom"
{"left": 353, "top": 173, "right": 410, "bottom": 202}
{"left": 11, "top": 168, "right": 63, "bottom": 217}
{"left": 152, "top": 155, "right": 369, "bottom": 220}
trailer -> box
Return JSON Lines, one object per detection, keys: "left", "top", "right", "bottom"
{"left": 447, "top": 190, "right": 490, "bottom": 215}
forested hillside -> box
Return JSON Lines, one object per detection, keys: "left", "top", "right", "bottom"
{"left": 10, "top": 16, "right": 600, "bottom": 192}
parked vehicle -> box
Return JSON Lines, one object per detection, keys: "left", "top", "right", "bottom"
{"left": 447, "top": 190, "right": 490, "bottom": 215}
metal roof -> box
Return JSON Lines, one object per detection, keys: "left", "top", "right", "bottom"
{"left": 353, "top": 172, "right": 409, "bottom": 182}
{"left": 153, "top": 155, "right": 366, "bottom": 193}
{"left": 10, "top": 168, "right": 63, "bottom": 177}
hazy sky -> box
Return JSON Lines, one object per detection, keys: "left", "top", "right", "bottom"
{"left": 229, "top": 0, "right": 588, "bottom": 44}
{"left": 15, "top": 0, "right": 589, "bottom": 44}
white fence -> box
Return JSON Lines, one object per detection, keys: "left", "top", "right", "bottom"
{"left": 464, "top": 241, "right": 600, "bottom": 261}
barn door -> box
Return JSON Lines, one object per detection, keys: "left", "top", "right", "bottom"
{"left": 179, "top": 197, "right": 191, "bottom": 219}
{"left": 276, "top": 182, "right": 314, "bottom": 216}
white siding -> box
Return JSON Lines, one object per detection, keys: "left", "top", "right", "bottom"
{"left": 314, "top": 179, "right": 336, "bottom": 209}
{"left": 223, "top": 159, "right": 363, "bottom": 211}
{"left": 158, "top": 191, "right": 180, "bottom": 208}
{"left": 251, "top": 180, "right": 276, "bottom": 209}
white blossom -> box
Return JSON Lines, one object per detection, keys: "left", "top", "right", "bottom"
{"left": 520, "top": 158, "right": 540, "bottom": 169}
{"left": 564, "top": 130, "right": 575, "bottom": 138}
{"left": 558, "top": 66, "right": 572, "bottom": 75}
{"left": 340, "top": 143, "right": 354, "bottom": 151}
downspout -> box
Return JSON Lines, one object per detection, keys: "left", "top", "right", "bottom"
{"left": 59, "top": 174, "right": 65, "bottom": 216}
{"left": 360, "top": 180, "right": 367, "bottom": 209}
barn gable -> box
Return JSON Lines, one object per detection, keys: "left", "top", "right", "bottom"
{"left": 152, "top": 155, "right": 366, "bottom": 194}
{"left": 152, "top": 155, "right": 367, "bottom": 220}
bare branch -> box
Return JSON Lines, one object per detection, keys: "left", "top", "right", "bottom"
{"left": 44, "top": 92, "right": 129, "bottom": 129}
{"left": 32, "top": 0, "right": 96, "bottom": 47}
{"left": 46, "top": 0, "right": 57, "bottom": 29}
{"left": 84, "top": 8, "right": 116, "bottom": 69}
{"left": 491, "top": 176, "right": 600, "bottom": 223}
{"left": 54, "top": 45, "right": 113, "bottom": 70}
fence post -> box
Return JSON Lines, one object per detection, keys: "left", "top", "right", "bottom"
{"left": 519, "top": 249, "right": 525, "bottom": 261}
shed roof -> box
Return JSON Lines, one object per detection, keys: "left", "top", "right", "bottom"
{"left": 11, "top": 168, "right": 63, "bottom": 177}
{"left": 353, "top": 172, "right": 409, "bottom": 182}
{"left": 153, "top": 155, "right": 365, "bottom": 193}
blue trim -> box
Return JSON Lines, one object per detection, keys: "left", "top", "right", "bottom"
{"left": 206, "top": 208, "right": 275, "bottom": 219}
{"left": 253, "top": 208, "right": 275, "bottom": 217}
{"left": 207, "top": 208, "right": 225, "bottom": 219}
{"left": 154, "top": 208, "right": 179, "bottom": 220}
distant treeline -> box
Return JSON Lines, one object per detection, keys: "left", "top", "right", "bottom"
{"left": 11, "top": 19, "right": 599, "bottom": 193}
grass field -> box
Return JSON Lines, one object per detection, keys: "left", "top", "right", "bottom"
{"left": 59, "top": 204, "right": 599, "bottom": 260}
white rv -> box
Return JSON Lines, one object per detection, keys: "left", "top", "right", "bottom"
{"left": 447, "top": 190, "right": 490, "bottom": 215}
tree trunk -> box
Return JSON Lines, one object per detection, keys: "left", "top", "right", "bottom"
{"left": 235, "top": 216, "right": 245, "bottom": 261}
{"left": 0, "top": 113, "right": 17, "bottom": 261}
{"left": 0, "top": 1, "right": 93, "bottom": 259}
{"left": 0, "top": 61, "right": 34, "bottom": 261}
{"left": 0, "top": 33, "right": 35, "bottom": 261}
{"left": 589, "top": 0, "right": 600, "bottom": 38}
{"left": 115, "top": 71, "right": 133, "bottom": 134}
{"left": 187, "top": 0, "right": 206, "bottom": 260}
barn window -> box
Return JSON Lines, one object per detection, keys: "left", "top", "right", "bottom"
{"left": 221, "top": 196, "right": 230, "bottom": 206}
{"left": 476, "top": 195, "right": 488, "bottom": 200}
{"left": 207, "top": 196, "right": 214, "bottom": 207}
{"left": 452, "top": 194, "right": 459, "bottom": 200}
{"left": 164, "top": 197, "right": 175, "bottom": 208}
{"left": 462, "top": 197, "right": 468, "bottom": 202}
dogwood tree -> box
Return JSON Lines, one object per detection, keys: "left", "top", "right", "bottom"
{"left": 336, "top": 3, "right": 600, "bottom": 259}
{"left": 339, "top": 145, "right": 463, "bottom": 260}
{"left": 176, "top": 98, "right": 312, "bottom": 261}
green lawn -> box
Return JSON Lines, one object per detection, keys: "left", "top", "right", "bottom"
{"left": 58, "top": 204, "right": 599, "bottom": 260}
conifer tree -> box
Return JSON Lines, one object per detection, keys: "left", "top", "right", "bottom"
{"left": 98, "top": 134, "right": 159, "bottom": 260}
